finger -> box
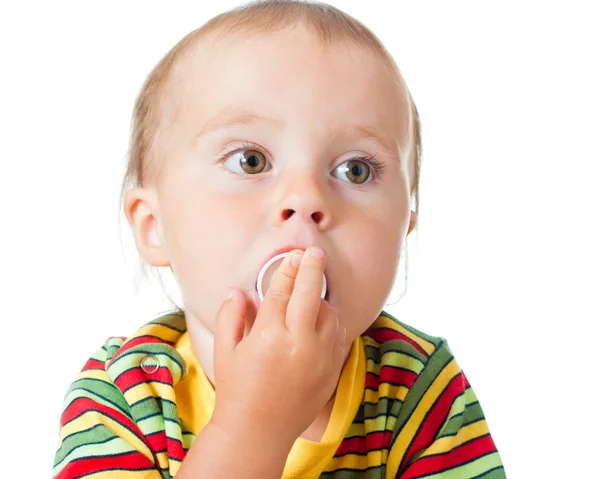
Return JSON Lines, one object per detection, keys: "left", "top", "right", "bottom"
{"left": 286, "top": 246, "right": 326, "bottom": 334}
{"left": 316, "top": 304, "right": 346, "bottom": 354}
{"left": 257, "top": 249, "right": 304, "bottom": 328}
{"left": 336, "top": 315, "right": 346, "bottom": 349}
{"left": 214, "top": 289, "right": 246, "bottom": 354}
{"left": 333, "top": 311, "right": 347, "bottom": 367}
{"left": 315, "top": 301, "right": 338, "bottom": 338}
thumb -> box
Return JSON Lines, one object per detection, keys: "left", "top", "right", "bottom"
{"left": 215, "top": 288, "right": 246, "bottom": 354}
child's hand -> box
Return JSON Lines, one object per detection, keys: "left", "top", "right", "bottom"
{"left": 211, "top": 247, "right": 346, "bottom": 447}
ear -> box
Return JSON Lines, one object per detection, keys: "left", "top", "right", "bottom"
{"left": 123, "top": 187, "right": 170, "bottom": 267}
{"left": 407, "top": 210, "right": 418, "bottom": 236}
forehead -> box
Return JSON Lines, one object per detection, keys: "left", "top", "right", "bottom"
{"left": 170, "top": 27, "right": 409, "bottom": 147}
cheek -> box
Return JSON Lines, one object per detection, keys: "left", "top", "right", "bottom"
{"left": 337, "top": 202, "right": 407, "bottom": 334}
{"left": 350, "top": 220, "right": 401, "bottom": 288}
{"left": 160, "top": 184, "right": 258, "bottom": 294}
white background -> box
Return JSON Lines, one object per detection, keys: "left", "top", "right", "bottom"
{"left": 1, "top": 1, "right": 599, "bottom": 477}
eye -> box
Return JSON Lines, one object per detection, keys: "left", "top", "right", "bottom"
{"left": 222, "top": 149, "right": 271, "bottom": 175}
{"left": 332, "top": 157, "right": 378, "bottom": 185}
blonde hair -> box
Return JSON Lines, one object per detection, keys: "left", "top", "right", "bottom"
{"left": 120, "top": 0, "right": 423, "bottom": 300}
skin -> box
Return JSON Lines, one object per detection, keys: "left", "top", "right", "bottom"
{"left": 124, "top": 25, "right": 416, "bottom": 476}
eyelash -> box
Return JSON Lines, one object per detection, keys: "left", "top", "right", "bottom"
{"left": 217, "top": 141, "right": 386, "bottom": 181}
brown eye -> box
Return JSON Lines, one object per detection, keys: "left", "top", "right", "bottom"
{"left": 333, "top": 159, "right": 372, "bottom": 184}
{"left": 223, "top": 149, "right": 270, "bottom": 175}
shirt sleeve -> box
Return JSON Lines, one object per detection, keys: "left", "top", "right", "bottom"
{"left": 52, "top": 350, "right": 163, "bottom": 479}
{"left": 387, "top": 340, "right": 506, "bottom": 478}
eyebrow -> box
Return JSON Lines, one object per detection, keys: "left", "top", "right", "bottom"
{"left": 197, "top": 107, "right": 401, "bottom": 161}
{"left": 196, "top": 107, "right": 283, "bottom": 138}
{"left": 335, "top": 124, "right": 401, "bottom": 162}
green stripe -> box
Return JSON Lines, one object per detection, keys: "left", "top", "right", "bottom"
{"left": 54, "top": 424, "right": 114, "bottom": 464}
{"left": 107, "top": 347, "right": 185, "bottom": 381}
{"left": 52, "top": 436, "right": 138, "bottom": 477}
{"left": 415, "top": 451, "right": 504, "bottom": 479}
{"left": 464, "top": 385, "right": 477, "bottom": 406}
{"left": 378, "top": 339, "right": 429, "bottom": 365}
{"left": 390, "top": 340, "right": 455, "bottom": 447}
{"left": 130, "top": 395, "right": 176, "bottom": 420}
{"left": 435, "top": 392, "right": 466, "bottom": 439}
{"left": 89, "top": 346, "right": 109, "bottom": 362}
{"left": 365, "top": 350, "right": 425, "bottom": 376}
{"left": 63, "top": 381, "right": 131, "bottom": 418}
{"left": 321, "top": 464, "right": 385, "bottom": 478}
{"left": 362, "top": 397, "right": 404, "bottom": 421}
{"left": 364, "top": 341, "right": 428, "bottom": 365}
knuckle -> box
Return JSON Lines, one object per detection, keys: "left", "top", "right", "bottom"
{"left": 278, "top": 266, "right": 297, "bottom": 281}
{"left": 267, "top": 287, "right": 292, "bottom": 302}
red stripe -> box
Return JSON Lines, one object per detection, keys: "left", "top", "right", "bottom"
{"left": 401, "top": 435, "right": 498, "bottom": 478}
{"left": 400, "top": 373, "right": 465, "bottom": 471}
{"left": 168, "top": 437, "right": 186, "bottom": 462}
{"left": 364, "top": 328, "right": 429, "bottom": 357}
{"left": 365, "top": 367, "right": 418, "bottom": 390}
{"left": 55, "top": 450, "right": 154, "bottom": 479}
{"left": 146, "top": 432, "right": 186, "bottom": 462}
{"left": 60, "top": 397, "right": 146, "bottom": 447}
{"left": 335, "top": 430, "right": 393, "bottom": 456}
{"left": 113, "top": 366, "right": 174, "bottom": 392}
{"left": 82, "top": 359, "right": 105, "bottom": 371}
{"left": 146, "top": 431, "right": 166, "bottom": 453}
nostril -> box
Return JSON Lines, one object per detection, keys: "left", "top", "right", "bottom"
{"left": 312, "top": 212, "right": 323, "bottom": 223}
{"left": 282, "top": 209, "right": 295, "bottom": 220}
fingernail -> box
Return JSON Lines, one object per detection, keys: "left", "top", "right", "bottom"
{"left": 291, "top": 251, "right": 304, "bottom": 267}
{"left": 226, "top": 288, "right": 235, "bottom": 300}
{"left": 310, "top": 246, "right": 325, "bottom": 259}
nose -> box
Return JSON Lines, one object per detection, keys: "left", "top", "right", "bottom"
{"left": 274, "top": 172, "right": 332, "bottom": 230}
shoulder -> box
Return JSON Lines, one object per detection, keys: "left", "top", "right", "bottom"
{"left": 361, "top": 311, "right": 457, "bottom": 394}
{"left": 363, "top": 310, "right": 447, "bottom": 359}
{"left": 53, "top": 311, "right": 189, "bottom": 478}
{"left": 363, "top": 314, "right": 505, "bottom": 477}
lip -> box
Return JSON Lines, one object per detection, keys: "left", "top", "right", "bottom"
{"left": 256, "top": 244, "right": 310, "bottom": 285}
{"left": 260, "top": 244, "right": 310, "bottom": 269}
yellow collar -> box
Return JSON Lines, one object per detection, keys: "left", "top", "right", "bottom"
{"left": 174, "top": 332, "right": 366, "bottom": 479}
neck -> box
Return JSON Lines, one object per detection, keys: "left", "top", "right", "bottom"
{"left": 184, "top": 310, "right": 354, "bottom": 390}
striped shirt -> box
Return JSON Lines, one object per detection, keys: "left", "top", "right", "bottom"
{"left": 53, "top": 311, "right": 505, "bottom": 478}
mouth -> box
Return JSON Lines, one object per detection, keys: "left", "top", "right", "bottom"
{"left": 252, "top": 244, "right": 330, "bottom": 309}
{"left": 252, "top": 271, "right": 331, "bottom": 308}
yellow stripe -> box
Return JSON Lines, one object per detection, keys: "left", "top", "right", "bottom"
{"left": 364, "top": 384, "right": 409, "bottom": 404}
{"left": 83, "top": 470, "right": 162, "bottom": 478}
{"left": 155, "top": 451, "right": 169, "bottom": 472}
{"left": 57, "top": 410, "right": 154, "bottom": 464}
{"left": 130, "top": 323, "right": 182, "bottom": 344}
{"left": 376, "top": 316, "right": 436, "bottom": 356}
{"left": 418, "top": 419, "right": 490, "bottom": 457}
{"left": 77, "top": 369, "right": 109, "bottom": 381}
{"left": 324, "top": 449, "right": 388, "bottom": 472}
{"left": 123, "top": 381, "right": 175, "bottom": 405}
{"left": 385, "top": 359, "right": 460, "bottom": 478}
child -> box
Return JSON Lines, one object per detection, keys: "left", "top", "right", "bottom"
{"left": 53, "top": 1, "right": 505, "bottom": 477}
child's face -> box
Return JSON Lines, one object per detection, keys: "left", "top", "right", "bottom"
{"left": 143, "top": 27, "right": 414, "bottom": 343}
